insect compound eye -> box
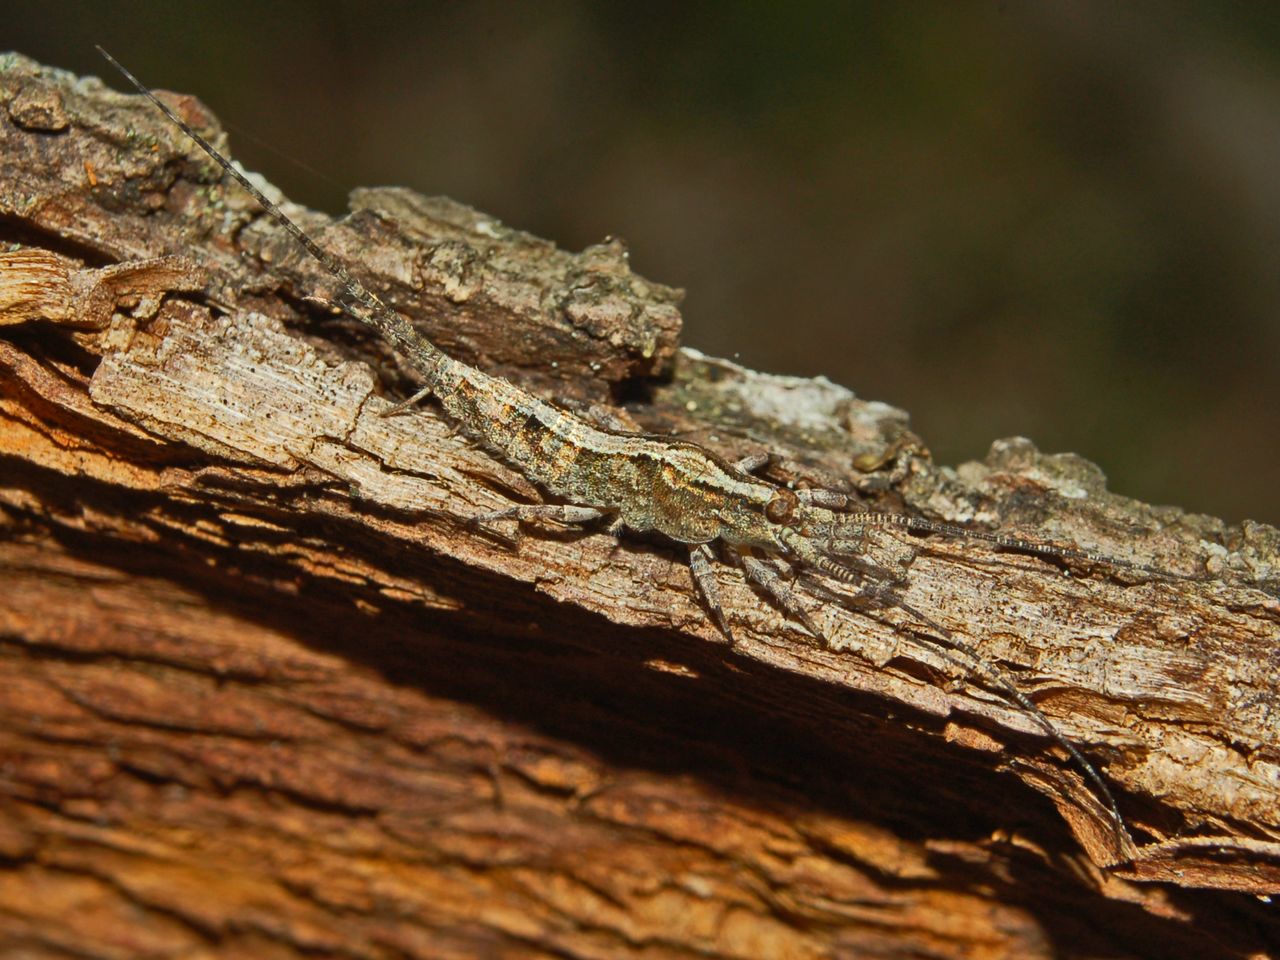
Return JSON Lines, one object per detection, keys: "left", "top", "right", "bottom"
{"left": 764, "top": 489, "right": 799, "bottom": 525}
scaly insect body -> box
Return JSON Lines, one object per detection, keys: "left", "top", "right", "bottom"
{"left": 430, "top": 350, "right": 870, "bottom": 571}
{"left": 436, "top": 355, "right": 763, "bottom": 539}
{"left": 100, "top": 49, "right": 1151, "bottom": 857}
{"left": 395, "top": 343, "right": 772, "bottom": 541}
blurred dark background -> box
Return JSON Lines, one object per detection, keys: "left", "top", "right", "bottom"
{"left": 8, "top": 1, "right": 1278, "bottom": 524}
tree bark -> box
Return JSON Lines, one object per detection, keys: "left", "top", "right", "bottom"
{"left": 2, "top": 52, "right": 1278, "bottom": 959}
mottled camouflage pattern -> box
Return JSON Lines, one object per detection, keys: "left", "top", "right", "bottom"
{"left": 102, "top": 48, "right": 1147, "bottom": 857}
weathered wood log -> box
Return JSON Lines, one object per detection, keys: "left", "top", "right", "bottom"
{"left": 1, "top": 52, "right": 1278, "bottom": 959}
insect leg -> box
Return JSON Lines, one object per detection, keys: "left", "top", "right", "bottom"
{"left": 811, "top": 544, "right": 912, "bottom": 591}
{"left": 797, "top": 487, "right": 856, "bottom": 510}
{"left": 804, "top": 573, "right": 947, "bottom": 640}
{"left": 689, "top": 543, "right": 734, "bottom": 643}
{"left": 471, "top": 504, "right": 611, "bottom": 527}
{"left": 380, "top": 384, "right": 434, "bottom": 418}
{"left": 733, "top": 452, "right": 773, "bottom": 475}
{"left": 798, "top": 554, "right": 1135, "bottom": 855}
{"left": 738, "top": 553, "right": 824, "bottom": 639}
{"left": 916, "top": 625, "right": 1136, "bottom": 857}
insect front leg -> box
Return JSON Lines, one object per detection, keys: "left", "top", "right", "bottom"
{"left": 736, "top": 551, "right": 824, "bottom": 640}
{"left": 806, "top": 573, "right": 952, "bottom": 645}
{"left": 813, "top": 539, "right": 914, "bottom": 589}
{"left": 688, "top": 543, "right": 733, "bottom": 644}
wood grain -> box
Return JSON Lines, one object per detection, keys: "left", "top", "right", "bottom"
{"left": 1, "top": 52, "right": 1277, "bottom": 959}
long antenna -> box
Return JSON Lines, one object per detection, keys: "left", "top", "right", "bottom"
{"left": 96, "top": 46, "right": 1138, "bottom": 859}
{"left": 95, "top": 46, "right": 442, "bottom": 377}
{"left": 857, "top": 512, "right": 1194, "bottom": 583}
{"left": 804, "top": 551, "right": 1134, "bottom": 854}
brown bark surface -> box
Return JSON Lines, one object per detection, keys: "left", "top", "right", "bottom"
{"left": 2, "top": 53, "right": 1278, "bottom": 959}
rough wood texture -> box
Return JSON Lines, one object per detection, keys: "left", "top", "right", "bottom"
{"left": 2, "top": 53, "right": 1278, "bottom": 959}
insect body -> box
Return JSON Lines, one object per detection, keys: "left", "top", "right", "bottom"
{"left": 99, "top": 48, "right": 1160, "bottom": 856}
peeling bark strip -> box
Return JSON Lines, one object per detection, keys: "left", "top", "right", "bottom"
{"left": 1, "top": 52, "right": 1278, "bottom": 959}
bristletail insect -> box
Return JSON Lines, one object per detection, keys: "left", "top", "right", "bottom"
{"left": 99, "top": 47, "right": 1198, "bottom": 858}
